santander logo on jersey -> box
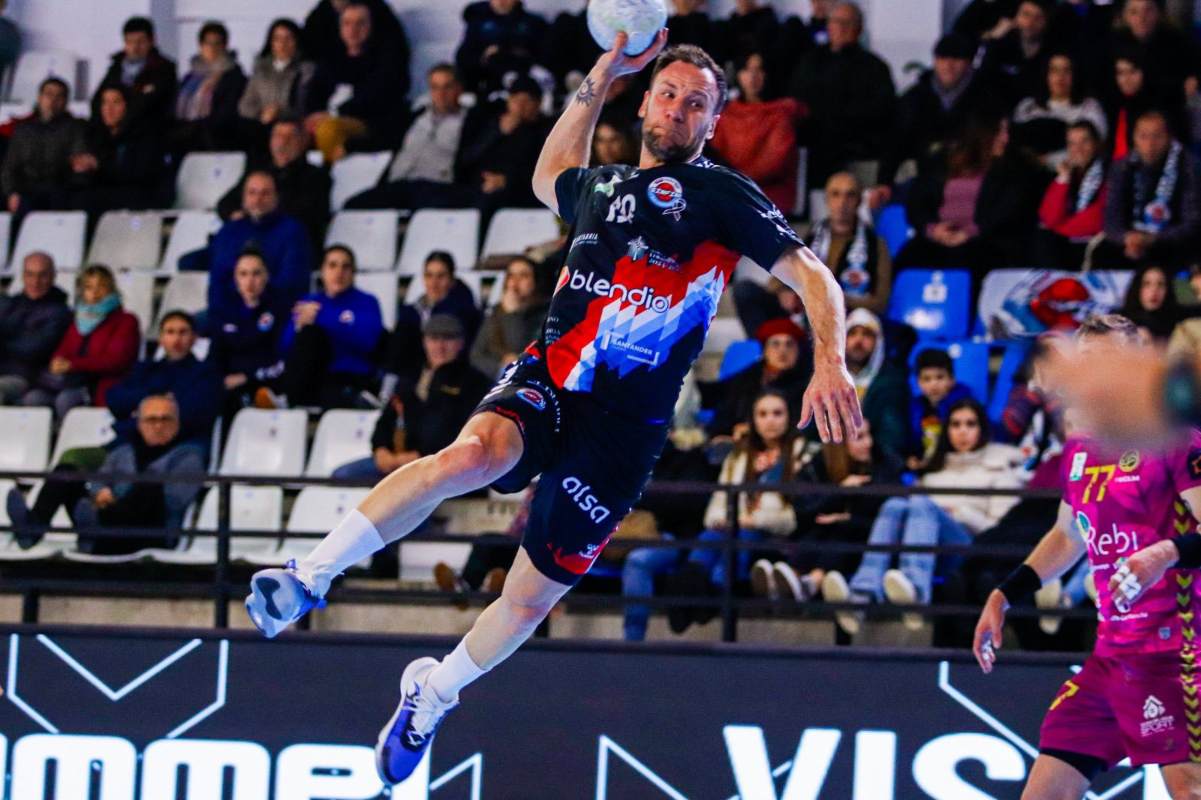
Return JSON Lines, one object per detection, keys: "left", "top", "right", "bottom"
{"left": 556, "top": 267, "right": 673, "bottom": 313}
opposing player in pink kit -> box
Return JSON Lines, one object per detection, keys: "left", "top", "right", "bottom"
{"left": 974, "top": 314, "right": 1201, "bottom": 799}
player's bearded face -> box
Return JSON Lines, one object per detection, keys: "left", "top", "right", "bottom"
{"left": 642, "top": 121, "right": 709, "bottom": 163}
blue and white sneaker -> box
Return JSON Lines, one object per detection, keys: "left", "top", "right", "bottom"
{"left": 375, "top": 657, "right": 458, "bottom": 784}
{"left": 245, "top": 560, "right": 326, "bottom": 638}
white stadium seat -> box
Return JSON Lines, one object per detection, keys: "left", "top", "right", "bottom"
{"left": 480, "top": 209, "right": 559, "bottom": 260}
{"left": 160, "top": 211, "right": 221, "bottom": 273}
{"left": 0, "top": 212, "right": 14, "bottom": 269}
{"left": 404, "top": 271, "right": 483, "bottom": 306}
{"left": 7, "top": 50, "right": 77, "bottom": 103}
{"left": 275, "top": 486, "right": 371, "bottom": 566}
{"left": 9, "top": 211, "right": 86, "bottom": 271}
{"left": 150, "top": 485, "right": 284, "bottom": 565}
{"left": 87, "top": 211, "right": 162, "bottom": 271}
{"left": 306, "top": 409, "right": 381, "bottom": 477}
{"left": 326, "top": 210, "right": 399, "bottom": 270}
{"left": 329, "top": 151, "right": 391, "bottom": 211}
{"left": 703, "top": 317, "right": 746, "bottom": 355}
{"left": 51, "top": 407, "right": 115, "bottom": 466}
{"left": 0, "top": 407, "right": 52, "bottom": 473}
{"left": 114, "top": 271, "right": 155, "bottom": 337}
{"left": 396, "top": 209, "right": 480, "bottom": 275}
{"left": 155, "top": 273, "right": 209, "bottom": 329}
{"left": 353, "top": 272, "right": 400, "bottom": 329}
{"left": 219, "top": 408, "right": 308, "bottom": 478}
{"left": 175, "top": 152, "right": 246, "bottom": 210}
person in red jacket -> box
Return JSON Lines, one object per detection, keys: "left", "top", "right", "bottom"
{"left": 710, "top": 51, "right": 803, "bottom": 213}
{"left": 1035, "top": 120, "right": 1108, "bottom": 269}
{"left": 24, "top": 264, "right": 139, "bottom": 418}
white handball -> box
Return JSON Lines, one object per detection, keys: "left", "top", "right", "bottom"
{"left": 587, "top": 0, "right": 668, "bottom": 56}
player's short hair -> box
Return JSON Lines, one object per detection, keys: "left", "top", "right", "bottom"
{"left": 916, "top": 349, "right": 954, "bottom": 376}
{"left": 1075, "top": 313, "right": 1140, "bottom": 343}
{"left": 651, "top": 45, "right": 727, "bottom": 113}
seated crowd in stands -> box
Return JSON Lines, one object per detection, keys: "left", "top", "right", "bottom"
{"left": 4, "top": 0, "right": 1201, "bottom": 648}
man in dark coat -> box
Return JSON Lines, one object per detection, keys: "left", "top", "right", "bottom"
{"left": 0, "top": 252, "right": 70, "bottom": 404}
{"left": 91, "top": 16, "right": 177, "bottom": 129}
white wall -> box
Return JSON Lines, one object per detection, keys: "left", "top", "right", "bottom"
{"left": 4, "top": 0, "right": 944, "bottom": 101}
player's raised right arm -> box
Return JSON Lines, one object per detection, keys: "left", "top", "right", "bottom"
{"left": 974, "top": 501, "right": 1085, "bottom": 673}
{"left": 531, "top": 29, "right": 668, "bottom": 214}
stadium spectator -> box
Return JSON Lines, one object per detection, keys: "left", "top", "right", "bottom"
{"left": 595, "top": 74, "right": 645, "bottom": 138}
{"left": 470, "top": 256, "right": 547, "bottom": 378}
{"left": 105, "top": 311, "right": 220, "bottom": 449}
{"left": 169, "top": 21, "right": 247, "bottom": 154}
{"left": 545, "top": 3, "right": 603, "bottom": 97}
{"left": 304, "top": 0, "right": 407, "bottom": 163}
{"left": 844, "top": 308, "right": 907, "bottom": 459}
{"left": 591, "top": 120, "right": 637, "bottom": 166}
{"left": 897, "top": 115, "right": 1047, "bottom": 274}
{"left": 454, "top": 0, "right": 549, "bottom": 96}
{"left": 666, "top": 0, "right": 716, "bottom": 56}
{"left": 301, "top": 0, "right": 410, "bottom": 96}
{"left": 1012, "top": 52, "right": 1107, "bottom": 167}
{"left": 908, "top": 348, "right": 975, "bottom": 468}
{"left": 237, "top": 19, "right": 316, "bottom": 149}
{"left": 0, "top": 253, "right": 70, "bottom": 404}
{"left": 996, "top": 339, "right": 1065, "bottom": 460}
{"left": 806, "top": 172, "right": 892, "bottom": 314}
{"left": 74, "top": 84, "right": 165, "bottom": 219}
{"left": 979, "top": 0, "right": 1052, "bottom": 105}
{"left": 1098, "top": 109, "right": 1201, "bottom": 269}
{"left": 2, "top": 78, "right": 85, "bottom": 220}
{"left": 25, "top": 265, "right": 138, "bottom": 419}
{"left": 386, "top": 251, "right": 482, "bottom": 383}
{"left": 217, "top": 118, "right": 331, "bottom": 248}
{"left": 332, "top": 313, "right": 490, "bottom": 482}
{"left": 751, "top": 418, "right": 904, "bottom": 601}
{"left": 7, "top": 394, "right": 203, "bottom": 554}
{"left": 879, "top": 33, "right": 986, "bottom": 195}
{"left": 344, "top": 64, "right": 471, "bottom": 211}
{"left": 1121, "top": 263, "right": 1183, "bottom": 342}
{"left": 710, "top": 51, "right": 801, "bottom": 212}
{"left": 1105, "top": 0, "right": 1199, "bottom": 104}
{"left": 92, "top": 17, "right": 177, "bottom": 130}
{"left": 1169, "top": 265, "right": 1201, "bottom": 355}
{"left": 951, "top": 0, "right": 1020, "bottom": 42}
{"left": 668, "top": 389, "right": 804, "bottom": 632}
{"left": 457, "top": 76, "right": 551, "bottom": 213}
{"left": 719, "top": 0, "right": 779, "bottom": 69}
{"left": 822, "top": 398, "right": 1022, "bottom": 633}
{"left": 208, "top": 250, "right": 284, "bottom": 423}
{"left": 731, "top": 274, "right": 802, "bottom": 341}
{"left": 1035, "top": 121, "right": 1108, "bottom": 268}
{"left": 704, "top": 318, "right": 810, "bottom": 441}
{"left": 787, "top": 1, "right": 896, "bottom": 185}
{"left": 0, "top": 1, "right": 20, "bottom": 84}
{"left": 201, "top": 171, "right": 313, "bottom": 324}
{"left": 267, "top": 245, "right": 384, "bottom": 410}
{"left": 1104, "top": 52, "right": 1174, "bottom": 161}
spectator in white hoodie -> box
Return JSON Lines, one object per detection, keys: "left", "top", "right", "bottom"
{"left": 823, "top": 397, "right": 1023, "bottom": 633}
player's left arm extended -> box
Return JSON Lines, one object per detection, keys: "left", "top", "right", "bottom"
{"left": 1112, "top": 485, "right": 1201, "bottom": 609}
{"left": 769, "top": 246, "right": 863, "bottom": 443}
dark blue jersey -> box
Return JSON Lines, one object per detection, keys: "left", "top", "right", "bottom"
{"left": 544, "top": 156, "right": 803, "bottom": 422}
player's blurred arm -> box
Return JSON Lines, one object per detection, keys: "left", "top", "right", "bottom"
{"left": 769, "top": 245, "right": 863, "bottom": 443}
{"left": 1109, "top": 485, "right": 1201, "bottom": 610}
{"left": 974, "top": 501, "right": 1083, "bottom": 673}
{"left": 531, "top": 29, "right": 668, "bottom": 213}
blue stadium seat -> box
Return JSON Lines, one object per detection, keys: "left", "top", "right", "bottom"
{"left": 875, "top": 204, "right": 912, "bottom": 258}
{"left": 887, "top": 269, "right": 970, "bottom": 340}
{"left": 987, "top": 340, "right": 1034, "bottom": 427}
{"left": 909, "top": 340, "right": 989, "bottom": 404}
{"left": 719, "top": 340, "right": 762, "bottom": 380}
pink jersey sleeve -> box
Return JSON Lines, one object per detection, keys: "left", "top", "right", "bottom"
{"left": 1168, "top": 429, "right": 1201, "bottom": 496}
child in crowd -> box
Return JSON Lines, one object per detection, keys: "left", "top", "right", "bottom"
{"left": 908, "top": 348, "right": 974, "bottom": 470}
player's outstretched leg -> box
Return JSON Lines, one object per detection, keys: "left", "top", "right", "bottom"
{"left": 1161, "top": 762, "right": 1201, "bottom": 800}
{"left": 1020, "top": 754, "right": 1091, "bottom": 800}
{"left": 245, "top": 413, "right": 523, "bottom": 637}
{"left": 375, "top": 547, "right": 570, "bottom": 784}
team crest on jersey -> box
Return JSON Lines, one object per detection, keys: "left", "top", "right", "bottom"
{"left": 516, "top": 388, "right": 546, "bottom": 411}
{"left": 338, "top": 309, "right": 355, "bottom": 324}
{"left": 647, "top": 177, "right": 686, "bottom": 220}
{"left": 1119, "top": 450, "right": 1140, "bottom": 472}
{"left": 627, "top": 236, "right": 648, "bottom": 261}
{"left": 257, "top": 312, "right": 274, "bottom": 332}
{"left": 594, "top": 174, "right": 623, "bottom": 197}
{"left": 1069, "top": 451, "right": 1088, "bottom": 481}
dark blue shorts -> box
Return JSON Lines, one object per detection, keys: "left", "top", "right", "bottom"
{"left": 472, "top": 353, "right": 669, "bottom": 585}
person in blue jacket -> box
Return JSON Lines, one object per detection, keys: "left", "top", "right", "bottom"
{"left": 198, "top": 171, "right": 313, "bottom": 323}
{"left": 268, "top": 244, "right": 384, "bottom": 409}
{"left": 105, "top": 310, "right": 222, "bottom": 450}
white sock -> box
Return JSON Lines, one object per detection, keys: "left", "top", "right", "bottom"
{"left": 296, "top": 509, "right": 385, "bottom": 596}
{"left": 426, "top": 640, "right": 488, "bottom": 703}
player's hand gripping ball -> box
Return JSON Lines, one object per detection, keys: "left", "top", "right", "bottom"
{"left": 588, "top": 0, "right": 669, "bottom": 56}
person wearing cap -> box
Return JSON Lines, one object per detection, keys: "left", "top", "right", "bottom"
{"left": 876, "top": 32, "right": 987, "bottom": 200}
{"left": 263, "top": 244, "right": 384, "bottom": 409}
{"left": 705, "top": 317, "right": 812, "bottom": 440}
{"left": 332, "top": 313, "right": 492, "bottom": 483}
{"left": 844, "top": 307, "right": 908, "bottom": 459}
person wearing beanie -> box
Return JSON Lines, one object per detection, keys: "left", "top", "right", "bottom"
{"left": 704, "top": 317, "right": 812, "bottom": 440}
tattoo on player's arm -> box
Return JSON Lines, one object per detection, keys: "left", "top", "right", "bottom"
{"left": 575, "top": 77, "right": 597, "bottom": 107}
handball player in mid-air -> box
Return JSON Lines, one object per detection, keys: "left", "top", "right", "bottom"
{"left": 245, "top": 29, "right": 862, "bottom": 784}
{"left": 974, "top": 314, "right": 1201, "bottom": 799}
